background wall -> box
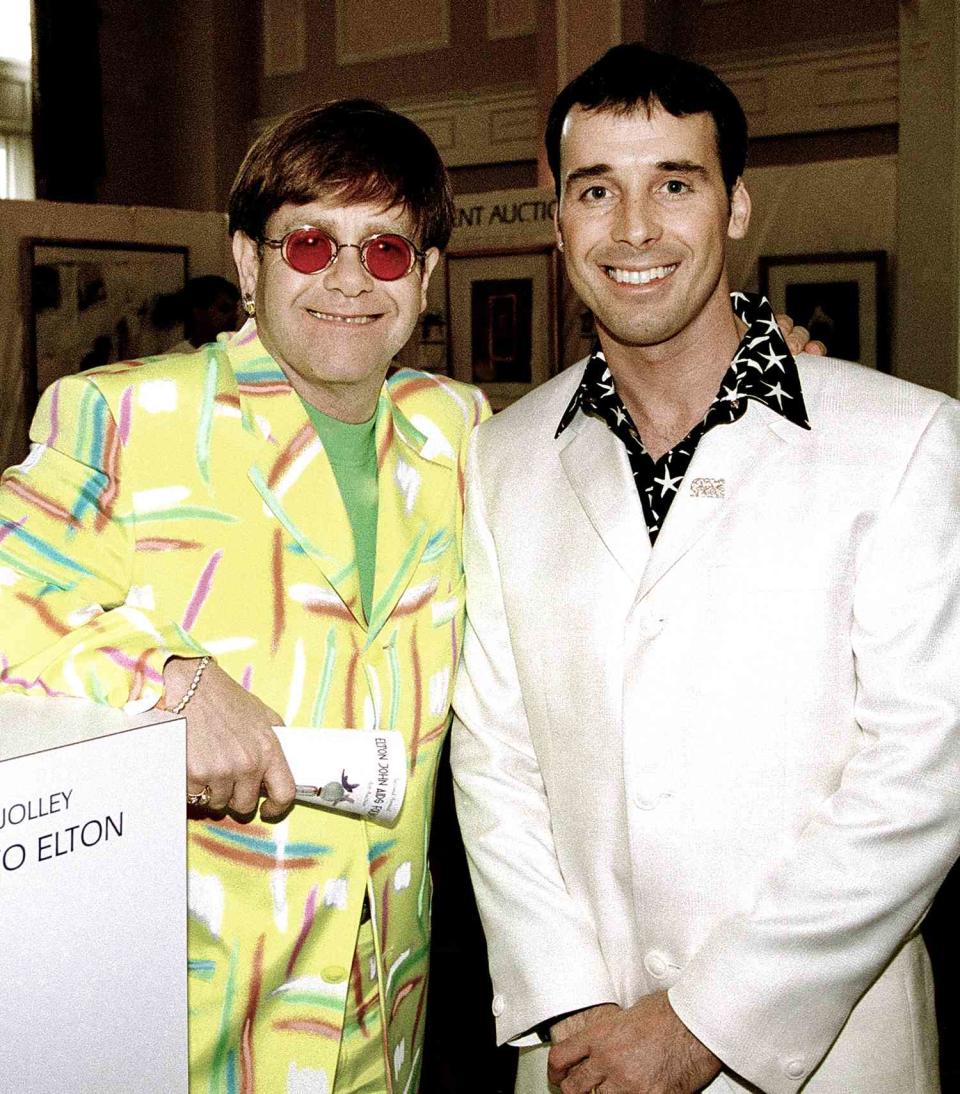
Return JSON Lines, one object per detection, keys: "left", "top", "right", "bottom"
{"left": 3, "top": 0, "right": 939, "bottom": 445}
{"left": 731, "top": 156, "right": 898, "bottom": 296}
{"left": 0, "top": 200, "right": 231, "bottom": 469}
{"left": 97, "top": 0, "right": 258, "bottom": 214}
{"left": 660, "top": 0, "right": 897, "bottom": 58}
{"left": 0, "top": 0, "right": 931, "bottom": 457}
{"left": 257, "top": 0, "right": 537, "bottom": 113}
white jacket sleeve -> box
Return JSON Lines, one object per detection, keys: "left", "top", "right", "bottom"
{"left": 669, "top": 398, "right": 960, "bottom": 1093}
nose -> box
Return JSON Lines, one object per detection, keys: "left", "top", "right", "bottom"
{"left": 614, "top": 192, "right": 662, "bottom": 248}
{"left": 322, "top": 244, "right": 373, "bottom": 296}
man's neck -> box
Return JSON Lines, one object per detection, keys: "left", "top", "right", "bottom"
{"left": 279, "top": 365, "right": 385, "bottom": 425}
{"left": 293, "top": 376, "right": 382, "bottom": 424}
{"left": 598, "top": 296, "right": 744, "bottom": 462}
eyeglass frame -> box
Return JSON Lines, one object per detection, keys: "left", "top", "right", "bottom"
{"left": 257, "top": 225, "right": 429, "bottom": 280}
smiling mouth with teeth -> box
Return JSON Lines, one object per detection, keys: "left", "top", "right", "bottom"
{"left": 306, "top": 309, "right": 377, "bottom": 324}
{"left": 605, "top": 264, "right": 678, "bottom": 285}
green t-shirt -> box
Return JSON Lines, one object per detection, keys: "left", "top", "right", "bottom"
{"left": 301, "top": 400, "right": 378, "bottom": 623}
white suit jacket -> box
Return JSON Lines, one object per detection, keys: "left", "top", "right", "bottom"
{"left": 451, "top": 354, "right": 960, "bottom": 1094}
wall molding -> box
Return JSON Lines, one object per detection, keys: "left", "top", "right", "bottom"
{"left": 335, "top": 0, "right": 450, "bottom": 64}
{"left": 387, "top": 42, "right": 897, "bottom": 169}
{"left": 487, "top": 0, "right": 536, "bottom": 40}
{"left": 255, "top": 40, "right": 899, "bottom": 166}
{"left": 704, "top": 39, "right": 899, "bottom": 138}
{"left": 390, "top": 86, "right": 538, "bottom": 167}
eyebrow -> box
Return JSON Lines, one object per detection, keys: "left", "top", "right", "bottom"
{"left": 564, "top": 159, "right": 709, "bottom": 190}
{"left": 271, "top": 212, "right": 407, "bottom": 238}
{"left": 564, "top": 163, "right": 613, "bottom": 189}
{"left": 267, "top": 218, "right": 326, "bottom": 239}
{"left": 657, "top": 160, "right": 708, "bottom": 176}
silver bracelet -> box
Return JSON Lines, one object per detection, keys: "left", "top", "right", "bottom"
{"left": 168, "top": 655, "right": 211, "bottom": 716}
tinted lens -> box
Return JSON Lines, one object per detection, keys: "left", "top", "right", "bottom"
{"left": 361, "top": 234, "right": 415, "bottom": 280}
{"left": 282, "top": 229, "right": 335, "bottom": 274}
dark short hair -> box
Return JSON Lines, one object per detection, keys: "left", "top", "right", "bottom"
{"left": 151, "top": 276, "right": 238, "bottom": 329}
{"left": 228, "top": 98, "right": 454, "bottom": 251}
{"left": 184, "top": 275, "right": 239, "bottom": 310}
{"left": 545, "top": 43, "right": 748, "bottom": 198}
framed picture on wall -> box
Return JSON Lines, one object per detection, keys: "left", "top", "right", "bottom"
{"left": 22, "top": 239, "right": 189, "bottom": 412}
{"left": 758, "top": 250, "right": 889, "bottom": 372}
{"left": 446, "top": 246, "right": 557, "bottom": 410}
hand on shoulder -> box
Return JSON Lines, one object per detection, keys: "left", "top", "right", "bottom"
{"left": 775, "top": 313, "right": 827, "bottom": 356}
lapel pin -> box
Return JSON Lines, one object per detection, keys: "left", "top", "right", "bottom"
{"left": 690, "top": 477, "right": 725, "bottom": 498}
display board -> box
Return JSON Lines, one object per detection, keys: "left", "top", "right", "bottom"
{"left": 0, "top": 695, "right": 187, "bottom": 1092}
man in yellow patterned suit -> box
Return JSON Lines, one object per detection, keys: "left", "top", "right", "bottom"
{"left": 0, "top": 99, "right": 488, "bottom": 1092}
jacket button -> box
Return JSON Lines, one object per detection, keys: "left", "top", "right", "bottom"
{"left": 643, "top": 950, "right": 669, "bottom": 979}
{"left": 491, "top": 994, "right": 505, "bottom": 1017}
{"left": 322, "top": 965, "right": 348, "bottom": 983}
{"left": 630, "top": 608, "right": 664, "bottom": 640}
{"left": 782, "top": 1057, "right": 806, "bottom": 1080}
{"left": 633, "top": 774, "right": 668, "bottom": 810}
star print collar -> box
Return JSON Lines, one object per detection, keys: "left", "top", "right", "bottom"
{"left": 723, "top": 292, "right": 810, "bottom": 430}
{"left": 556, "top": 291, "right": 811, "bottom": 439}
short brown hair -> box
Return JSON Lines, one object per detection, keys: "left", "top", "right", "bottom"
{"left": 228, "top": 98, "right": 454, "bottom": 250}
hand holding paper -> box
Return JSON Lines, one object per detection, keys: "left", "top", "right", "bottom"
{"left": 273, "top": 727, "right": 407, "bottom": 824}
{"left": 168, "top": 657, "right": 295, "bottom": 819}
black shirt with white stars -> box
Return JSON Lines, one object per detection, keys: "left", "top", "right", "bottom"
{"left": 555, "top": 292, "right": 811, "bottom": 544}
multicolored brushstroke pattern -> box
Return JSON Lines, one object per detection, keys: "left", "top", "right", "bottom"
{"left": 0, "top": 322, "right": 489, "bottom": 1091}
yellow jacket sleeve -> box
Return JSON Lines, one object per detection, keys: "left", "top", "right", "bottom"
{"left": 0, "top": 375, "right": 201, "bottom": 711}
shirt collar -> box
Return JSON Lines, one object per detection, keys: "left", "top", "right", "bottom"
{"left": 556, "top": 292, "right": 811, "bottom": 439}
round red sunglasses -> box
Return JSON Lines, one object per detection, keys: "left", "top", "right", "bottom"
{"left": 260, "top": 226, "right": 426, "bottom": 281}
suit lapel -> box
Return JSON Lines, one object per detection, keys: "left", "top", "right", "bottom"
{"left": 226, "top": 325, "right": 456, "bottom": 638}
{"left": 638, "top": 404, "right": 809, "bottom": 598}
{"left": 229, "top": 327, "right": 365, "bottom": 627}
{"left": 366, "top": 401, "right": 454, "bottom": 646}
{"left": 559, "top": 414, "right": 651, "bottom": 587}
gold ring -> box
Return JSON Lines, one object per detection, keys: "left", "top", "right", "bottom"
{"left": 187, "top": 785, "right": 211, "bottom": 807}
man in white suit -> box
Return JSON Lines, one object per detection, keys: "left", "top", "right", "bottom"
{"left": 451, "top": 43, "right": 960, "bottom": 1094}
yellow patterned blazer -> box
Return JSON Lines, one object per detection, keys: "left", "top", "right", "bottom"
{"left": 0, "top": 322, "right": 489, "bottom": 1092}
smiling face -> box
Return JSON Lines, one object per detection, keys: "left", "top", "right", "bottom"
{"left": 233, "top": 197, "right": 439, "bottom": 422}
{"left": 556, "top": 103, "right": 750, "bottom": 363}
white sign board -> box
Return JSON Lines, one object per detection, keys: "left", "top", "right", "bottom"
{"left": 0, "top": 695, "right": 187, "bottom": 1092}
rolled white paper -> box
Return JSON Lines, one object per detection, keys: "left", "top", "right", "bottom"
{"left": 273, "top": 727, "right": 407, "bottom": 824}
